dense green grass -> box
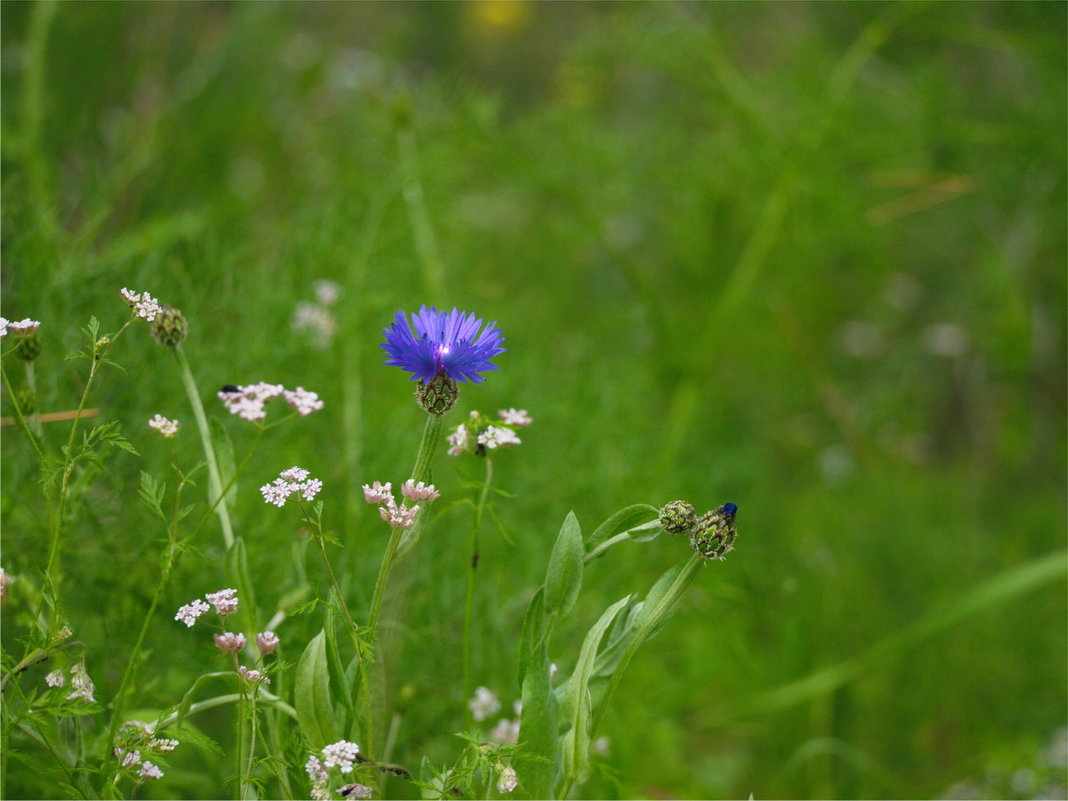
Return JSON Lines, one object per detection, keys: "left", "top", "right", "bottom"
{"left": 2, "top": 2, "right": 1065, "bottom": 799}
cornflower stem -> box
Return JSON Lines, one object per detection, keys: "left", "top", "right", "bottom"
{"left": 367, "top": 412, "right": 444, "bottom": 634}
{"left": 462, "top": 457, "right": 493, "bottom": 721}
{"left": 101, "top": 455, "right": 186, "bottom": 792}
{"left": 173, "top": 342, "right": 234, "bottom": 549}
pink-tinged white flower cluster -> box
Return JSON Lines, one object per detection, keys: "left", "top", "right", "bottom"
{"left": 497, "top": 765, "right": 519, "bottom": 794}
{"left": 148, "top": 414, "right": 180, "bottom": 438}
{"left": 292, "top": 281, "right": 342, "bottom": 349}
{"left": 175, "top": 588, "right": 238, "bottom": 627}
{"left": 0, "top": 566, "right": 9, "bottom": 602}
{"left": 498, "top": 408, "right": 533, "bottom": 427}
{"left": 113, "top": 721, "right": 181, "bottom": 782}
{"left": 214, "top": 632, "right": 246, "bottom": 653}
{"left": 468, "top": 686, "right": 501, "bottom": 722}
{"left": 1, "top": 317, "right": 41, "bottom": 337}
{"left": 66, "top": 662, "right": 96, "bottom": 703}
{"left": 205, "top": 588, "right": 240, "bottom": 617}
{"left": 218, "top": 382, "right": 324, "bottom": 421}
{"left": 261, "top": 466, "right": 323, "bottom": 507}
{"left": 174, "top": 598, "right": 210, "bottom": 627}
{"left": 237, "top": 665, "right": 270, "bottom": 685}
{"left": 45, "top": 669, "right": 66, "bottom": 687}
{"left": 489, "top": 700, "right": 524, "bottom": 745}
{"left": 256, "top": 630, "right": 280, "bottom": 654}
{"left": 363, "top": 478, "right": 437, "bottom": 530}
{"left": 306, "top": 741, "right": 366, "bottom": 801}
{"left": 120, "top": 288, "right": 162, "bottom": 322}
{"left": 401, "top": 479, "right": 441, "bottom": 502}
{"left": 478, "top": 425, "right": 521, "bottom": 449}
{"left": 361, "top": 481, "right": 392, "bottom": 504}
{"left": 447, "top": 408, "right": 531, "bottom": 456}
{"left": 321, "top": 740, "right": 361, "bottom": 773}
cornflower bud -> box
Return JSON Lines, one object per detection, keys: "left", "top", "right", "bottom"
{"left": 15, "top": 332, "right": 42, "bottom": 361}
{"left": 690, "top": 503, "right": 738, "bottom": 560}
{"left": 416, "top": 372, "right": 460, "bottom": 415}
{"left": 150, "top": 305, "right": 189, "bottom": 347}
{"left": 659, "top": 500, "right": 697, "bottom": 536}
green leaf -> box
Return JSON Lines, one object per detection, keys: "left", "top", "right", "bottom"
{"left": 211, "top": 417, "right": 237, "bottom": 512}
{"left": 585, "top": 504, "right": 658, "bottom": 551}
{"left": 517, "top": 587, "right": 546, "bottom": 690}
{"left": 324, "top": 596, "right": 354, "bottom": 711}
{"left": 559, "top": 595, "right": 631, "bottom": 786}
{"left": 516, "top": 590, "right": 558, "bottom": 800}
{"left": 543, "top": 512, "right": 583, "bottom": 620}
{"left": 138, "top": 471, "right": 167, "bottom": 522}
{"left": 294, "top": 630, "right": 339, "bottom": 749}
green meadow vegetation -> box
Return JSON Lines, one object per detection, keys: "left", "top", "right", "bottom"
{"left": 1, "top": 2, "right": 1065, "bottom": 799}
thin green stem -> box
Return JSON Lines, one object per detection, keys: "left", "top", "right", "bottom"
{"left": 0, "top": 359, "right": 45, "bottom": 460}
{"left": 101, "top": 457, "right": 186, "bottom": 789}
{"left": 24, "top": 361, "right": 42, "bottom": 436}
{"left": 312, "top": 519, "right": 375, "bottom": 760}
{"left": 462, "top": 457, "right": 493, "bottom": 720}
{"left": 173, "top": 343, "right": 234, "bottom": 548}
{"left": 242, "top": 691, "right": 259, "bottom": 800}
{"left": 367, "top": 412, "right": 444, "bottom": 633}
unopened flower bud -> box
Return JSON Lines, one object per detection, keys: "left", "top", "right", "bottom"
{"left": 16, "top": 385, "right": 36, "bottom": 415}
{"left": 150, "top": 305, "right": 189, "bottom": 347}
{"left": 658, "top": 500, "right": 697, "bottom": 536}
{"left": 690, "top": 503, "right": 738, "bottom": 560}
{"left": 15, "top": 332, "right": 42, "bottom": 361}
{"left": 214, "top": 632, "right": 246, "bottom": 653}
{"left": 416, "top": 372, "right": 459, "bottom": 415}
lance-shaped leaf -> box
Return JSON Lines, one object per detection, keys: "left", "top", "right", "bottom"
{"left": 295, "top": 630, "right": 339, "bottom": 749}
{"left": 543, "top": 512, "right": 583, "bottom": 620}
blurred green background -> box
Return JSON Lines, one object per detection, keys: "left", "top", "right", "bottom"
{"left": 2, "top": 2, "right": 1065, "bottom": 799}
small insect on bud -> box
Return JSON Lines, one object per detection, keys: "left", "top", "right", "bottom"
{"left": 416, "top": 372, "right": 460, "bottom": 415}
{"left": 690, "top": 502, "right": 739, "bottom": 560}
{"left": 150, "top": 305, "right": 189, "bottom": 347}
{"left": 658, "top": 500, "right": 697, "bottom": 536}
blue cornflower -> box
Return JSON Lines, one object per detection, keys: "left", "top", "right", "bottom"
{"left": 381, "top": 306, "right": 505, "bottom": 384}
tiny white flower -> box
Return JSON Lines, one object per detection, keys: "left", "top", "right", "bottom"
{"left": 45, "top": 669, "right": 66, "bottom": 688}
{"left": 378, "top": 498, "right": 419, "bottom": 529}
{"left": 138, "top": 760, "right": 164, "bottom": 780}
{"left": 122, "top": 749, "right": 142, "bottom": 768}
{"left": 498, "top": 408, "right": 533, "bottom": 427}
{"left": 150, "top": 738, "right": 180, "bottom": 752}
{"left": 478, "top": 425, "right": 521, "bottom": 449}
{"left": 175, "top": 598, "right": 210, "bottom": 626}
{"left": 305, "top": 754, "right": 329, "bottom": 783}
{"left": 447, "top": 423, "right": 469, "bottom": 456}
{"left": 313, "top": 280, "right": 342, "bottom": 307}
{"left": 237, "top": 665, "right": 270, "bottom": 684}
{"left": 213, "top": 632, "right": 246, "bottom": 653}
{"left": 362, "top": 481, "right": 393, "bottom": 504}
{"left": 0, "top": 318, "right": 7, "bottom": 338}
{"left": 497, "top": 766, "right": 518, "bottom": 794}
{"left": 401, "top": 479, "right": 440, "bottom": 502}
{"left": 67, "top": 662, "right": 96, "bottom": 703}
{"left": 468, "top": 686, "right": 501, "bottom": 722}
{"left": 321, "top": 739, "right": 360, "bottom": 773}
{"left": 147, "top": 414, "right": 180, "bottom": 438}
{"left": 205, "top": 588, "right": 239, "bottom": 617}
{"left": 283, "top": 386, "right": 324, "bottom": 416}
{"left": 489, "top": 717, "right": 520, "bottom": 744}
{"left": 256, "top": 630, "right": 280, "bottom": 654}
{"left": 7, "top": 318, "right": 41, "bottom": 336}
